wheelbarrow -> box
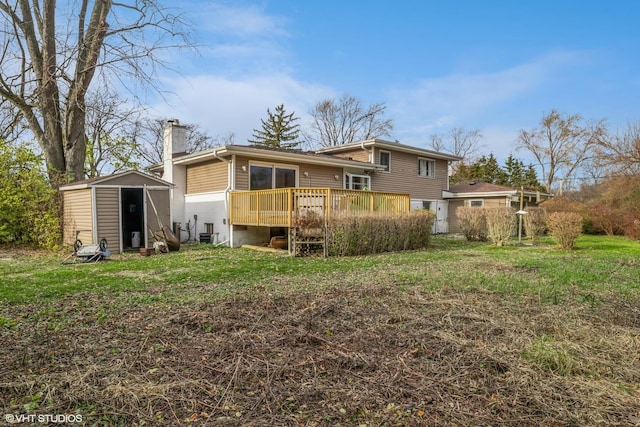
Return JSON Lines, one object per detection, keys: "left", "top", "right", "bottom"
{"left": 62, "top": 237, "right": 111, "bottom": 264}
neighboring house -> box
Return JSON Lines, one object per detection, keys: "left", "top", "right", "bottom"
{"left": 443, "top": 181, "right": 553, "bottom": 234}
{"left": 150, "top": 121, "right": 461, "bottom": 249}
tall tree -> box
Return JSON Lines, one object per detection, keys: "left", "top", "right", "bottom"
{"left": 595, "top": 120, "right": 640, "bottom": 176}
{"left": 0, "top": 1, "right": 191, "bottom": 184}
{"left": 306, "top": 94, "right": 393, "bottom": 147}
{"left": 249, "top": 104, "right": 301, "bottom": 148}
{"left": 517, "top": 109, "right": 606, "bottom": 193}
{"left": 84, "top": 86, "right": 143, "bottom": 178}
{"left": 428, "top": 127, "right": 483, "bottom": 169}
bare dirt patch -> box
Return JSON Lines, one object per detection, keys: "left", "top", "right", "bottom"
{"left": 1, "top": 283, "right": 639, "bottom": 426}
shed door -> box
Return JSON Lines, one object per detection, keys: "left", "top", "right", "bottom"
{"left": 145, "top": 188, "right": 171, "bottom": 247}
{"left": 121, "top": 188, "right": 144, "bottom": 249}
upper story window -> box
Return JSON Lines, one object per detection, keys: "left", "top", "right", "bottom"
{"left": 379, "top": 150, "right": 391, "bottom": 172}
{"left": 345, "top": 173, "right": 370, "bottom": 190}
{"left": 249, "top": 162, "right": 297, "bottom": 190}
{"left": 418, "top": 158, "right": 435, "bottom": 178}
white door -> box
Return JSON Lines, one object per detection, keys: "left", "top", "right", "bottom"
{"left": 432, "top": 200, "right": 449, "bottom": 234}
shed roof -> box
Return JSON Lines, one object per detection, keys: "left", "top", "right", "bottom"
{"left": 59, "top": 170, "right": 172, "bottom": 191}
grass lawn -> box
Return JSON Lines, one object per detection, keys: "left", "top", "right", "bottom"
{"left": 1, "top": 235, "right": 639, "bottom": 425}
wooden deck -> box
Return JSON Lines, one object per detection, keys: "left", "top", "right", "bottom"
{"left": 230, "top": 188, "right": 410, "bottom": 227}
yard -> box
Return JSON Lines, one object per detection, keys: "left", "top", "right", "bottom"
{"left": 1, "top": 236, "right": 639, "bottom": 426}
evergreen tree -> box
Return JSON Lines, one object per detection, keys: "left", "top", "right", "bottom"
{"left": 451, "top": 153, "right": 543, "bottom": 190}
{"left": 503, "top": 154, "right": 524, "bottom": 186}
{"left": 469, "top": 154, "right": 504, "bottom": 184}
{"left": 249, "top": 104, "right": 301, "bottom": 148}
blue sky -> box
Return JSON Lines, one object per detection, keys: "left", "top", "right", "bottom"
{"left": 148, "top": 0, "right": 640, "bottom": 166}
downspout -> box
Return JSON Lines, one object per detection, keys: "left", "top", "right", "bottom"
{"left": 360, "top": 140, "right": 373, "bottom": 163}
{"left": 360, "top": 140, "right": 374, "bottom": 190}
{"left": 213, "top": 149, "right": 232, "bottom": 246}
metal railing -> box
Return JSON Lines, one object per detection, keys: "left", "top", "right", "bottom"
{"left": 230, "top": 188, "right": 410, "bottom": 227}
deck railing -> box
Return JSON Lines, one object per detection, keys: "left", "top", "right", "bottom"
{"left": 230, "top": 188, "right": 411, "bottom": 227}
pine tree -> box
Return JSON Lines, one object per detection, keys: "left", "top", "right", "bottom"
{"left": 248, "top": 104, "right": 301, "bottom": 148}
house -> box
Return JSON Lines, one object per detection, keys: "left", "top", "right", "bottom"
{"left": 150, "top": 120, "right": 461, "bottom": 250}
{"left": 443, "top": 181, "right": 553, "bottom": 234}
{"left": 59, "top": 171, "right": 172, "bottom": 253}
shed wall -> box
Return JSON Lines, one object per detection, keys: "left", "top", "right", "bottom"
{"left": 95, "top": 188, "right": 121, "bottom": 253}
{"left": 62, "top": 189, "right": 93, "bottom": 246}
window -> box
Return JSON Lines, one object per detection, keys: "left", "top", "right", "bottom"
{"left": 380, "top": 150, "right": 390, "bottom": 172}
{"left": 469, "top": 200, "right": 484, "bottom": 207}
{"left": 249, "top": 163, "right": 297, "bottom": 190}
{"left": 418, "top": 158, "right": 435, "bottom": 178}
{"left": 345, "top": 173, "right": 370, "bottom": 190}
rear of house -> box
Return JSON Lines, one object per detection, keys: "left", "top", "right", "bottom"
{"left": 151, "top": 122, "right": 461, "bottom": 250}
{"left": 318, "top": 140, "right": 461, "bottom": 233}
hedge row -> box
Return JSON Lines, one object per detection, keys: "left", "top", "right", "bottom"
{"left": 326, "top": 210, "right": 435, "bottom": 256}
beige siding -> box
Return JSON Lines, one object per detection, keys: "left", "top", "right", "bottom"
{"left": 95, "top": 188, "right": 121, "bottom": 253}
{"left": 234, "top": 156, "right": 344, "bottom": 190}
{"left": 186, "top": 160, "right": 228, "bottom": 194}
{"left": 448, "top": 197, "right": 511, "bottom": 234}
{"left": 330, "top": 148, "right": 371, "bottom": 163}
{"left": 447, "top": 200, "right": 465, "bottom": 234}
{"left": 371, "top": 148, "right": 449, "bottom": 200}
{"left": 62, "top": 189, "right": 93, "bottom": 246}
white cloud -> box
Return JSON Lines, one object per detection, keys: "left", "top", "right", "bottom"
{"left": 196, "top": 3, "right": 289, "bottom": 38}
{"left": 387, "top": 51, "right": 591, "bottom": 146}
{"left": 149, "top": 73, "right": 333, "bottom": 144}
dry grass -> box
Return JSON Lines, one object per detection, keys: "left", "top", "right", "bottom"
{"left": 1, "top": 278, "right": 639, "bottom": 426}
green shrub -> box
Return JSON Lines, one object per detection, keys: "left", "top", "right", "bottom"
{"left": 456, "top": 207, "right": 487, "bottom": 241}
{"left": 327, "top": 210, "right": 435, "bottom": 256}
{"left": 523, "top": 207, "right": 547, "bottom": 241}
{"left": 547, "top": 211, "right": 583, "bottom": 250}
{"left": 485, "top": 207, "right": 516, "bottom": 246}
{"left": 0, "top": 142, "right": 61, "bottom": 249}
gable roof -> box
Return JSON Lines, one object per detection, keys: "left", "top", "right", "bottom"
{"left": 316, "top": 138, "right": 463, "bottom": 162}
{"left": 59, "top": 170, "right": 172, "bottom": 191}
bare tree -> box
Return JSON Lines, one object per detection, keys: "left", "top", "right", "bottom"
{"left": 84, "top": 85, "right": 143, "bottom": 178}
{"left": 305, "top": 94, "right": 393, "bottom": 148}
{"left": 428, "top": 127, "right": 483, "bottom": 174}
{"left": 0, "top": 1, "right": 191, "bottom": 184}
{"left": 135, "top": 118, "right": 233, "bottom": 166}
{"left": 594, "top": 120, "right": 640, "bottom": 176}
{"left": 517, "top": 109, "right": 606, "bottom": 193}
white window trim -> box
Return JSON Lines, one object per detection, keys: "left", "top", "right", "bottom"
{"left": 344, "top": 173, "right": 371, "bottom": 190}
{"left": 469, "top": 199, "right": 484, "bottom": 207}
{"left": 418, "top": 157, "right": 435, "bottom": 179}
{"left": 379, "top": 150, "right": 391, "bottom": 173}
{"left": 248, "top": 161, "right": 299, "bottom": 190}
